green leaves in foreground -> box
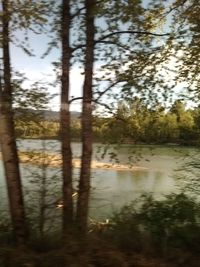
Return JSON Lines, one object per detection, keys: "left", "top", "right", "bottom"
{"left": 109, "top": 193, "right": 200, "bottom": 254}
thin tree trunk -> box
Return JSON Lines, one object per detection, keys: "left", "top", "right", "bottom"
{"left": 0, "top": 0, "right": 27, "bottom": 245}
{"left": 76, "top": 0, "right": 95, "bottom": 233}
{"left": 39, "top": 139, "right": 47, "bottom": 238}
{"left": 60, "top": 0, "right": 74, "bottom": 234}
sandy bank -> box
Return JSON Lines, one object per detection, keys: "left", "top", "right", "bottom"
{"left": 0, "top": 151, "right": 148, "bottom": 171}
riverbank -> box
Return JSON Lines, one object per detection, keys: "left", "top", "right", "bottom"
{"left": 0, "top": 151, "right": 148, "bottom": 171}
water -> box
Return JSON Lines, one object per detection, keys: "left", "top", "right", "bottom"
{"left": 0, "top": 139, "right": 198, "bottom": 218}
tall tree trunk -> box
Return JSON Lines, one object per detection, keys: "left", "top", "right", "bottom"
{"left": 0, "top": 0, "right": 27, "bottom": 245}
{"left": 60, "top": 0, "right": 74, "bottom": 234}
{"left": 76, "top": 0, "right": 95, "bottom": 233}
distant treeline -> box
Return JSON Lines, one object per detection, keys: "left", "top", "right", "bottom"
{"left": 15, "top": 100, "right": 200, "bottom": 145}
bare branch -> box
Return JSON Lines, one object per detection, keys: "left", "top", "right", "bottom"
{"left": 70, "top": 0, "right": 104, "bottom": 19}
{"left": 71, "top": 31, "right": 170, "bottom": 53}
{"left": 94, "top": 100, "right": 127, "bottom": 125}
{"left": 70, "top": 6, "right": 85, "bottom": 19}
{"left": 72, "top": 31, "right": 168, "bottom": 53}
{"left": 94, "top": 81, "right": 123, "bottom": 102}
{"left": 69, "top": 81, "right": 123, "bottom": 104}
{"left": 71, "top": 44, "right": 85, "bottom": 53}
{"left": 96, "top": 30, "right": 169, "bottom": 43}
{"left": 69, "top": 97, "right": 83, "bottom": 104}
{"left": 161, "top": 0, "right": 188, "bottom": 18}
{"left": 96, "top": 40, "right": 128, "bottom": 51}
{"left": 94, "top": 100, "right": 115, "bottom": 115}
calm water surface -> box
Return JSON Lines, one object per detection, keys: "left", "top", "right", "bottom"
{"left": 0, "top": 139, "right": 198, "bottom": 218}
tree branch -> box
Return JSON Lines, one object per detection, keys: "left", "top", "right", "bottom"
{"left": 70, "top": 6, "right": 85, "bottom": 19}
{"left": 96, "top": 40, "right": 128, "bottom": 51}
{"left": 96, "top": 30, "right": 169, "bottom": 43}
{"left": 93, "top": 100, "right": 127, "bottom": 125}
{"left": 93, "top": 100, "right": 115, "bottom": 115}
{"left": 161, "top": 0, "right": 188, "bottom": 18}
{"left": 71, "top": 44, "right": 85, "bottom": 53}
{"left": 69, "top": 97, "right": 83, "bottom": 104}
{"left": 94, "top": 81, "right": 123, "bottom": 102}
{"left": 72, "top": 31, "right": 168, "bottom": 53}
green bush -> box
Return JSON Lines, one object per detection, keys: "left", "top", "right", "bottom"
{"left": 107, "top": 193, "right": 200, "bottom": 255}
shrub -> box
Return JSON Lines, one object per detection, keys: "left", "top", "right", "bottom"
{"left": 107, "top": 193, "right": 200, "bottom": 255}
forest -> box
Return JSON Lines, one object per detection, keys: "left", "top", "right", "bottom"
{"left": 15, "top": 99, "right": 200, "bottom": 145}
{"left": 0, "top": 0, "right": 200, "bottom": 266}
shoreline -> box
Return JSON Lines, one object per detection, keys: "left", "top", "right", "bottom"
{"left": 0, "top": 151, "right": 148, "bottom": 171}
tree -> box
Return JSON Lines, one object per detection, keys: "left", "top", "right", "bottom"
{"left": 149, "top": 0, "right": 200, "bottom": 105}
{"left": 71, "top": 0, "right": 171, "bottom": 233}
{"left": 60, "top": 0, "right": 74, "bottom": 236}
{"left": 76, "top": 0, "right": 95, "bottom": 233}
{"left": 0, "top": 0, "right": 28, "bottom": 245}
{"left": 171, "top": 0, "right": 200, "bottom": 98}
{"left": 0, "top": 0, "right": 53, "bottom": 244}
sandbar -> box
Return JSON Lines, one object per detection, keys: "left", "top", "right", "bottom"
{"left": 0, "top": 151, "right": 148, "bottom": 171}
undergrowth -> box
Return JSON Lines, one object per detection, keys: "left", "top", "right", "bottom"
{"left": 1, "top": 193, "right": 200, "bottom": 267}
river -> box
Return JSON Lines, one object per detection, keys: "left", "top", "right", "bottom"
{"left": 0, "top": 139, "right": 198, "bottom": 219}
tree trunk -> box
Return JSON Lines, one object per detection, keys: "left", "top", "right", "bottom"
{"left": 0, "top": 0, "right": 27, "bottom": 245}
{"left": 76, "top": 0, "right": 95, "bottom": 233}
{"left": 60, "top": 0, "right": 74, "bottom": 234}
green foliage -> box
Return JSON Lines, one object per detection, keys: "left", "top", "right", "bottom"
{"left": 14, "top": 98, "right": 200, "bottom": 145}
{"left": 94, "top": 99, "right": 200, "bottom": 145}
{"left": 22, "top": 142, "right": 62, "bottom": 239}
{"left": 15, "top": 120, "right": 60, "bottom": 139}
{"left": 1, "top": 193, "right": 200, "bottom": 266}
{"left": 108, "top": 193, "right": 200, "bottom": 254}
{"left": 175, "top": 149, "right": 200, "bottom": 198}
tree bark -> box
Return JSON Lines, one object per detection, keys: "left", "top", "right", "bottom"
{"left": 60, "top": 0, "right": 74, "bottom": 234}
{"left": 76, "top": 0, "right": 95, "bottom": 233}
{"left": 0, "top": 0, "right": 27, "bottom": 245}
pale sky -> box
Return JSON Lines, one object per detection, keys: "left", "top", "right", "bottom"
{"left": 11, "top": 27, "right": 85, "bottom": 111}
{"left": 10, "top": 0, "right": 183, "bottom": 112}
{"left": 8, "top": 0, "right": 155, "bottom": 112}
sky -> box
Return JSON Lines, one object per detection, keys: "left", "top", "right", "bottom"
{"left": 11, "top": 28, "right": 84, "bottom": 111}
{"left": 10, "top": 0, "right": 188, "bottom": 113}
{"left": 10, "top": 0, "right": 162, "bottom": 112}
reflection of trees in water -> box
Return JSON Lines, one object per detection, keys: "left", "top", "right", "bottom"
{"left": 89, "top": 167, "right": 175, "bottom": 219}
{"left": 175, "top": 149, "right": 200, "bottom": 197}
{"left": 0, "top": 144, "right": 194, "bottom": 221}
{"left": 116, "top": 169, "right": 168, "bottom": 193}
{"left": 0, "top": 161, "right": 10, "bottom": 222}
